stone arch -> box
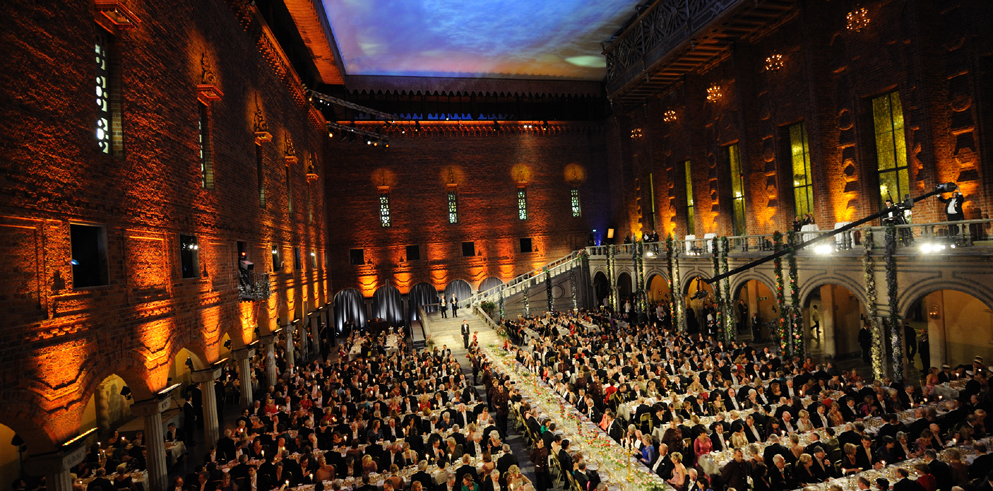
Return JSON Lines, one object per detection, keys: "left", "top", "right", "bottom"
{"left": 728, "top": 271, "right": 776, "bottom": 302}
{"left": 0, "top": 398, "right": 60, "bottom": 455}
{"left": 680, "top": 272, "right": 713, "bottom": 296}
{"left": 616, "top": 272, "right": 633, "bottom": 301}
{"left": 897, "top": 278, "right": 993, "bottom": 320}
{"left": 798, "top": 275, "right": 869, "bottom": 312}
{"left": 408, "top": 282, "right": 438, "bottom": 321}
{"left": 593, "top": 272, "right": 610, "bottom": 307}
{"left": 444, "top": 279, "right": 472, "bottom": 303}
{"left": 898, "top": 284, "right": 993, "bottom": 371}
{"left": 645, "top": 273, "right": 670, "bottom": 303}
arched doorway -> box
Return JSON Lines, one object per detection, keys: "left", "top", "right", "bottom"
{"left": 408, "top": 282, "right": 439, "bottom": 321}
{"left": 683, "top": 276, "right": 715, "bottom": 334}
{"left": 616, "top": 272, "right": 632, "bottom": 305}
{"left": 478, "top": 277, "right": 503, "bottom": 295}
{"left": 803, "top": 284, "right": 866, "bottom": 361}
{"left": 333, "top": 288, "right": 367, "bottom": 334}
{"left": 81, "top": 374, "right": 134, "bottom": 436}
{"left": 646, "top": 274, "right": 670, "bottom": 303}
{"left": 732, "top": 279, "right": 776, "bottom": 341}
{"left": 372, "top": 284, "right": 403, "bottom": 327}
{"left": 593, "top": 272, "right": 610, "bottom": 309}
{"left": 905, "top": 290, "right": 993, "bottom": 374}
{"left": 444, "top": 279, "right": 472, "bottom": 306}
{"left": 0, "top": 423, "right": 23, "bottom": 489}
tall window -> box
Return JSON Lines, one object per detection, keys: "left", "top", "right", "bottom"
{"left": 379, "top": 193, "right": 391, "bottom": 227}
{"left": 684, "top": 160, "right": 695, "bottom": 236}
{"left": 872, "top": 91, "right": 909, "bottom": 207}
{"left": 517, "top": 188, "right": 528, "bottom": 220}
{"left": 70, "top": 224, "right": 109, "bottom": 288}
{"left": 95, "top": 31, "right": 112, "bottom": 154}
{"left": 789, "top": 122, "right": 814, "bottom": 219}
{"left": 727, "top": 144, "right": 747, "bottom": 236}
{"left": 570, "top": 188, "right": 582, "bottom": 217}
{"left": 256, "top": 146, "right": 266, "bottom": 208}
{"left": 198, "top": 103, "right": 214, "bottom": 189}
{"left": 448, "top": 191, "right": 458, "bottom": 224}
{"left": 307, "top": 184, "right": 313, "bottom": 224}
{"left": 285, "top": 166, "right": 292, "bottom": 214}
{"left": 180, "top": 235, "right": 200, "bottom": 279}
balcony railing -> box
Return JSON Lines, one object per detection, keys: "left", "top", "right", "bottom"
{"left": 584, "top": 218, "right": 993, "bottom": 258}
{"left": 239, "top": 272, "right": 271, "bottom": 301}
{"left": 468, "top": 251, "right": 583, "bottom": 306}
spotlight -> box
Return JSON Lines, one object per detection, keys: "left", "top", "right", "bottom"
{"left": 920, "top": 243, "right": 946, "bottom": 254}
{"left": 414, "top": 121, "right": 421, "bottom": 133}
{"left": 120, "top": 386, "right": 132, "bottom": 400}
{"left": 11, "top": 435, "right": 24, "bottom": 447}
{"left": 224, "top": 339, "right": 232, "bottom": 349}
{"left": 70, "top": 259, "right": 79, "bottom": 266}
{"left": 646, "top": 251, "right": 655, "bottom": 257}
{"left": 185, "top": 356, "right": 194, "bottom": 370}
{"left": 813, "top": 244, "right": 834, "bottom": 255}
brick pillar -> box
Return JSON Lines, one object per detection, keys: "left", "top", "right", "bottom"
{"left": 131, "top": 397, "right": 171, "bottom": 491}
{"left": 233, "top": 348, "right": 255, "bottom": 408}
{"left": 190, "top": 366, "right": 222, "bottom": 447}
{"left": 24, "top": 446, "right": 86, "bottom": 491}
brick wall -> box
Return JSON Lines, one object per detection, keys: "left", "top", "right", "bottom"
{"left": 325, "top": 123, "right": 610, "bottom": 298}
{"left": 0, "top": 0, "right": 328, "bottom": 451}
{"left": 607, "top": 0, "right": 993, "bottom": 240}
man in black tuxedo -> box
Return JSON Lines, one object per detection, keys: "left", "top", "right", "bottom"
{"left": 451, "top": 296, "right": 459, "bottom": 317}
{"left": 496, "top": 444, "right": 517, "bottom": 475}
{"left": 461, "top": 321, "right": 470, "bottom": 349}
{"left": 938, "top": 190, "right": 966, "bottom": 236}
{"left": 454, "top": 455, "right": 479, "bottom": 488}
{"left": 970, "top": 442, "right": 993, "bottom": 479}
{"left": 892, "top": 468, "right": 925, "bottom": 491}
{"left": 721, "top": 449, "right": 750, "bottom": 491}
{"left": 89, "top": 468, "right": 113, "bottom": 491}
{"left": 769, "top": 454, "right": 796, "bottom": 491}
{"left": 410, "top": 461, "right": 434, "bottom": 490}
{"left": 217, "top": 430, "right": 237, "bottom": 461}
{"left": 711, "top": 423, "right": 729, "bottom": 452}
{"left": 184, "top": 396, "right": 198, "bottom": 445}
{"left": 652, "top": 443, "right": 674, "bottom": 480}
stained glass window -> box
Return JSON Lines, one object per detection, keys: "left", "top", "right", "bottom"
{"left": 198, "top": 103, "right": 214, "bottom": 189}
{"left": 789, "top": 122, "right": 814, "bottom": 219}
{"left": 570, "top": 188, "right": 582, "bottom": 217}
{"left": 448, "top": 191, "right": 458, "bottom": 224}
{"left": 872, "top": 92, "right": 909, "bottom": 208}
{"left": 517, "top": 188, "right": 527, "bottom": 220}
{"left": 380, "top": 193, "right": 391, "bottom": 227}
{"left": 684, "top": 160, "right": 695, "bottom": 236}
{"left": 95, "top": 33, "right": 111, "bottom": 154}
{"left": 728, "top": 144, "right": 746, "bottom": 236}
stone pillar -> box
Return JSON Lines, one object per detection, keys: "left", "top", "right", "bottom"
{"left": 298, "top": 318, "right": 309, "bottom": 362}
{"left": 926, "top": 292, "right": 946, "bottom": 369}
{"left": 24, "top": 446, "right": 86, "bottom": 491}
{"left": 262, "top": 337, "right": 278, "bottom": 388}
{"left": 131, "top": 397, "right": 171, "bottom": 491}
{"left": 285, "top": 322, "right": 296, "bottom": 368}
{"left": 820, "top": 285, "right": 837, "bottom": 357}
{"left": 190, "top": 366, "right": 222, "bottom": 447}
{"left": 310, "top": 312, "right": 321, "bottom": 358}
{"left": 233, "top": 348, "right": 255, "bottom": 408}
{"left": 746, "top": 281, "right": 758, "bottom": 323}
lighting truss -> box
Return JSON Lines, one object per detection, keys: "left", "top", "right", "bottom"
{"left": 307, "top": 89, "right": 408, "bottom": 122}
{"left": 326, "top": 121, "right": 389, "bottom": 144}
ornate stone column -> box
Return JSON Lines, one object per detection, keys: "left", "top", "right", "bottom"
{"left": 262, "top": 336, "right": 277, "bottom": 388}
{"left": 309, "top": 311, "right": 321, "bottom": 358}
{"left": 284, "top": 322, "right": 295, "bottom": 368}
{"left": 233, "top": 347, "right": 256, "bottom": 408}
{"left": 24, "top": 446, "right": 86, "bottom": 491}
{"left": 131, "top": 397, "right": 171, "bottom": 491}
{"left": 190, "top": 365, "right": 222, "bottom": 447}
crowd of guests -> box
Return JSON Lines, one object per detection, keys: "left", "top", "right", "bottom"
{"left": 497, "top": 309, "right": 993, "bottom": 491}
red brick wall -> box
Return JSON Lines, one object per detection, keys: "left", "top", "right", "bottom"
{"left": 607, "top": 0, "right": 993, "bottom": 239}
{"left": 0, "top": 0, "right": 328, "bottom": 451}
{"left": 325, "top": 123, "right": 610, "bottom": 297}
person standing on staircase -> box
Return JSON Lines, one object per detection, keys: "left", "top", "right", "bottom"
{"left": 461, "top": 320, "right": 470, "bottom": 349}
{"left": 452, "top": 296, "right": 459, "bottom": 317}
{"left": 441, "top": 297, "right": 447, "bottom": 318}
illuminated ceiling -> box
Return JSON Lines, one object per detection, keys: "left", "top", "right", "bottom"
{"left": 320, "top": 0, "right": 643, "bottom": 81}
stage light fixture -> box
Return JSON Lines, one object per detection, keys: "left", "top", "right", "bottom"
{"left": 185, "top": 356, "right": 194, "bottom": 370}
{"left": 120, "top": 386, "right": 132, "bottom": 400}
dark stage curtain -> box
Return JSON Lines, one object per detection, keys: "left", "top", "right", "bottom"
{"left": 444, "top": 279, "right": 472, "bottom": 306}
{"left": 372, "top": 285, "right": 403, "bottom": 327}
{"left": 408, "top": 282, "right": 439, "bottom": 321}
{"left": 333, "top": 288, "right": 366, "bottom": 333}
{"left": 477, "top": 277, "right": 504, "bottom": 296}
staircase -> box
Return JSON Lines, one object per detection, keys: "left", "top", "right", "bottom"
{"left": 420, "top": 311, "right": 501, "bottom": 355}
{"left": 468, "top": 250, "right": 584, "bottom": 307}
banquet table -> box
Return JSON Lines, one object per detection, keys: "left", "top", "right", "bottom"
{"left": 81, "top": 470, "right": 148, "bottom": 491}
{"left": 482, "top": 346, "right": 671, "bottom": 491}
{"left": 930, "top": 382, "right": 960, "bottom": 401}
{"left": 165, "top": 441, "right": 187, "bottom": 466}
